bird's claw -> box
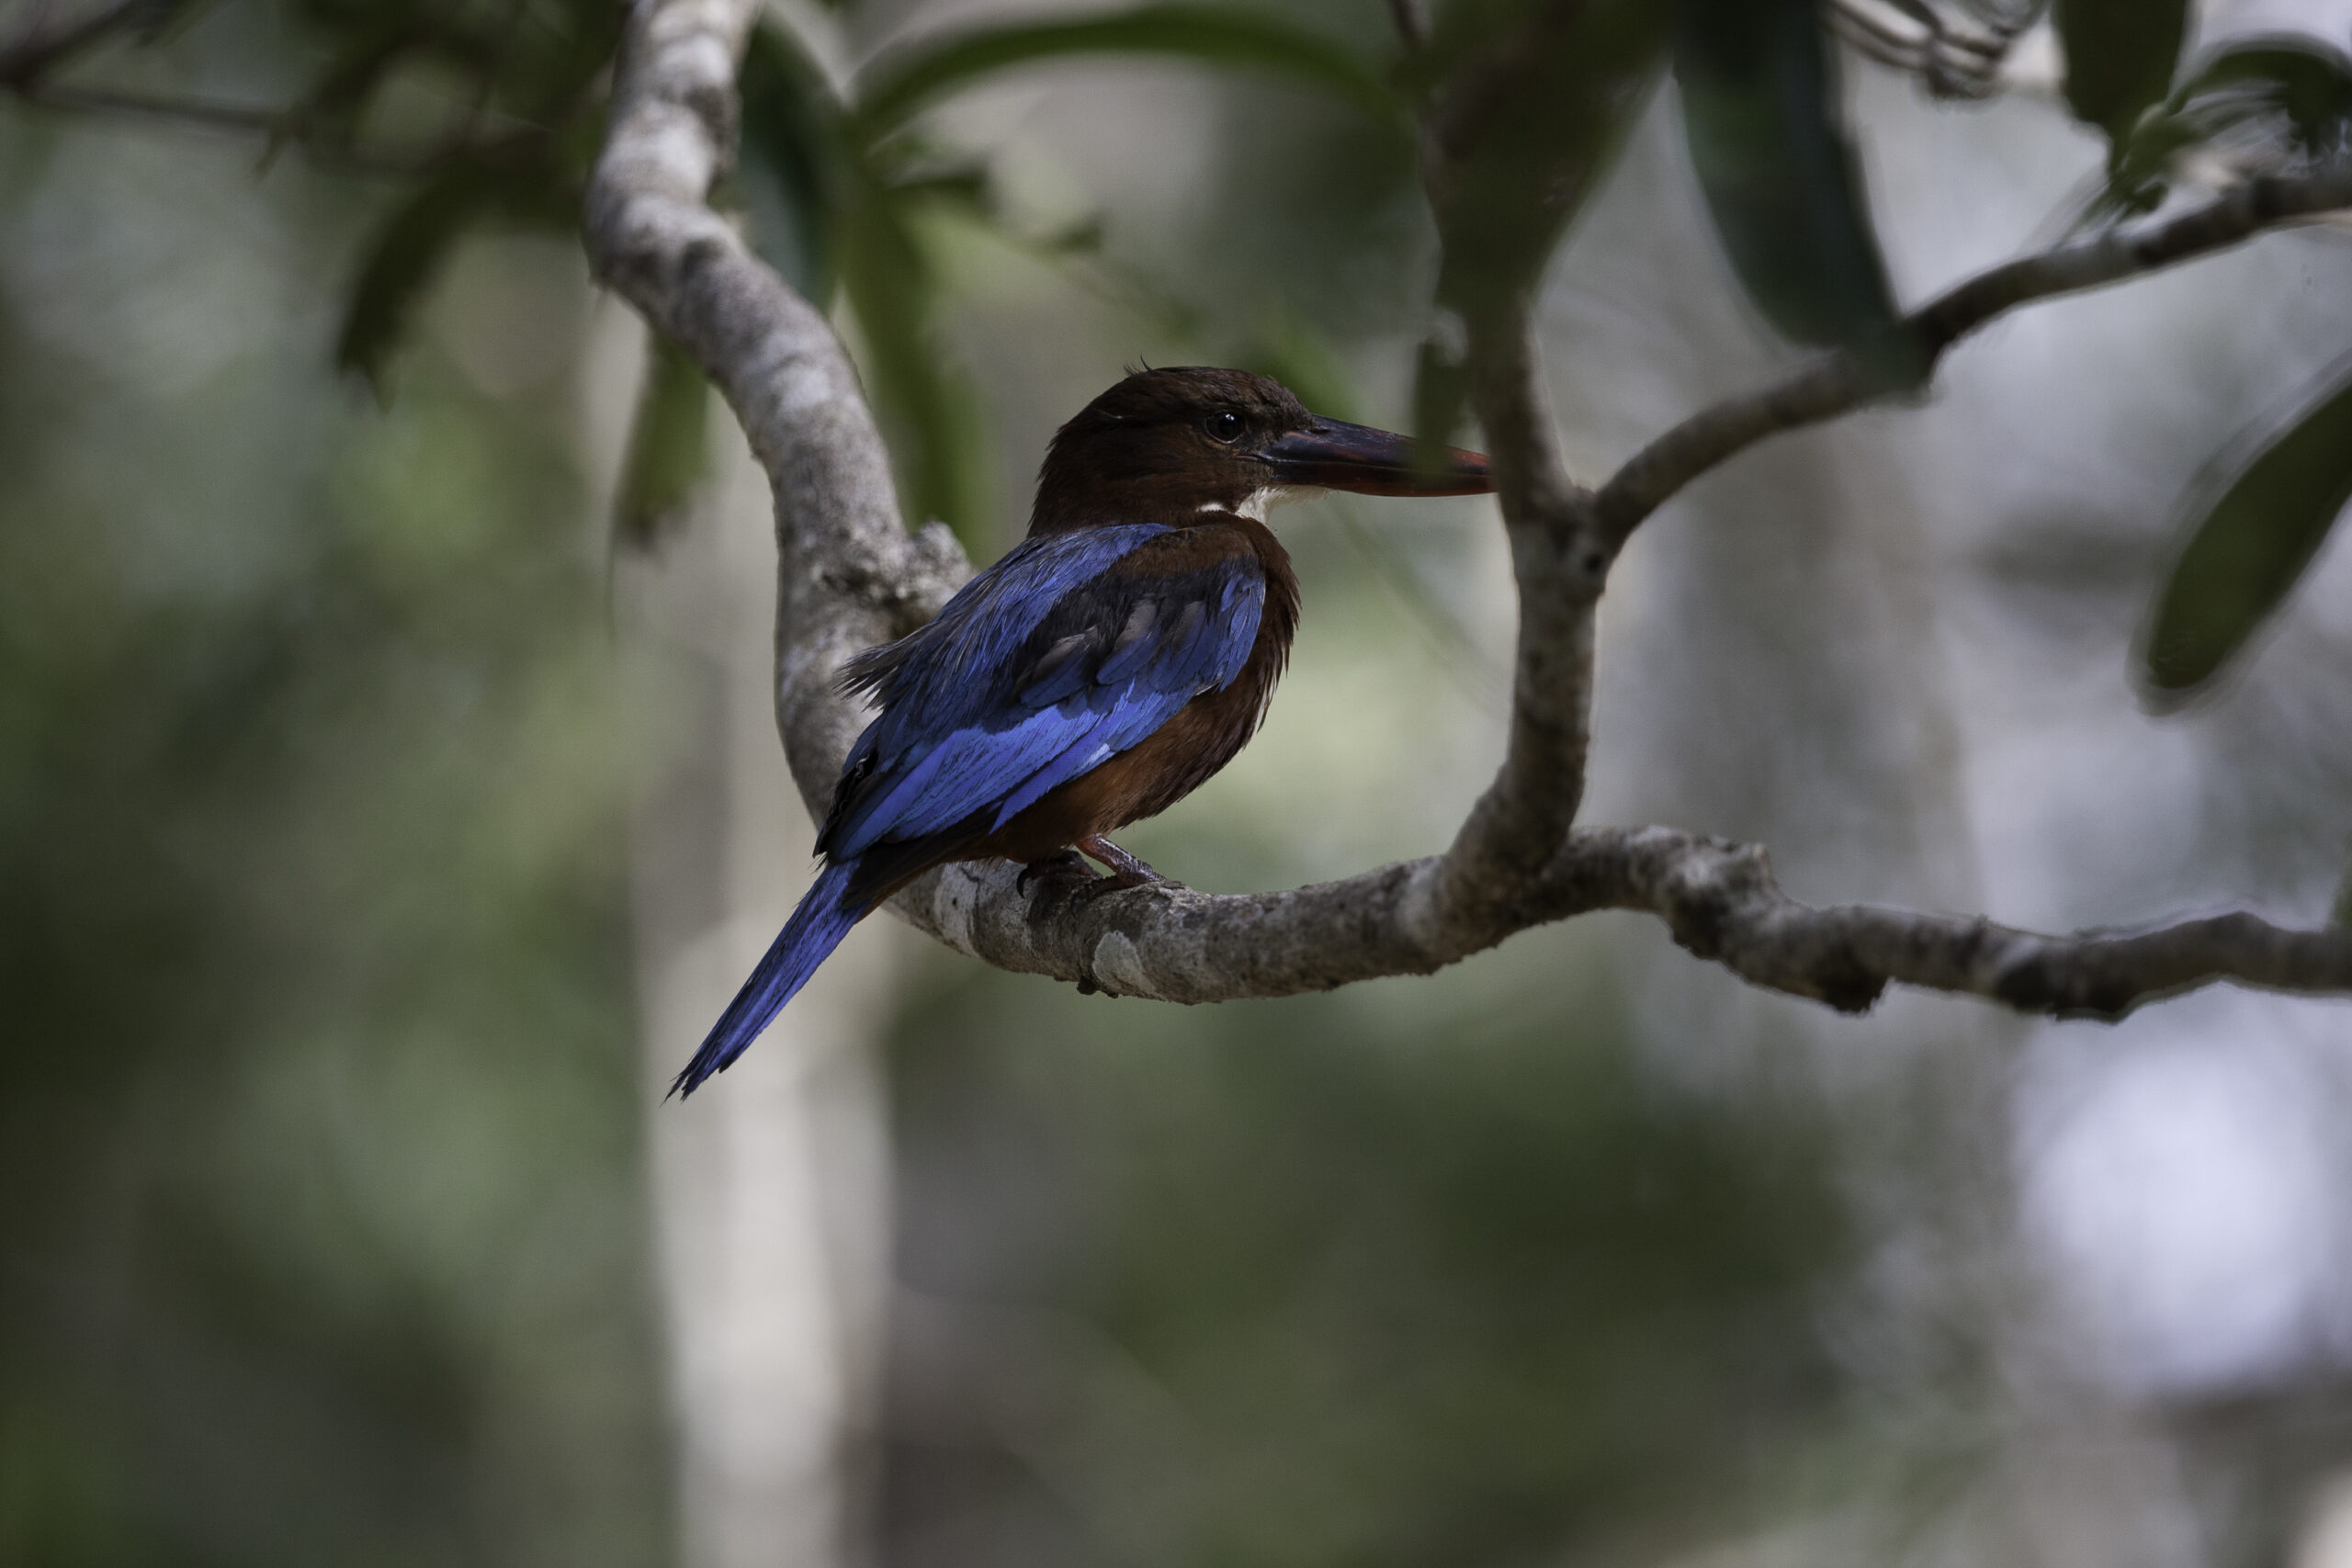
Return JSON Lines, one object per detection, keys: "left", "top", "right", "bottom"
{"left": 1017, "top": 850, "right": 1095, "bottom": 895}
{"left": 1079, "top": 834, "right": 1181, "bottom": 890}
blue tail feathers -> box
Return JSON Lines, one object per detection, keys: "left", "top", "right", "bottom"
{"left": 671, "top": 859, "right": 865, "bottom": 1099}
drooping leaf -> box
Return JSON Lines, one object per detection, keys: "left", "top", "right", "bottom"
{"left": 741, "top": 21, "right": 1003, "bottom": 542}
{"left": 2054, "top": 0, "right": 2188, "bottom": 144}
{"left": 848, "top": 4, "right": 1401, "bottom": 143}
{"left": 738, "top": 20, "right": 844, "bottom": 302}
{"left": 1410, "top": 333, "right": 1468, "bottom": 466}
{"left": 268, "top": 23, "right": 419, "bottom": 164}
{"left": 335, "top": 164, "right": 493, "bottom": 393}
{"left": 2142, "top": 358, "right": 2352, "bottom": 699}
{"left": 836, "top": 174, "right": 992, "bottom": 546}
{"left": 334, "top": 134, "right": 582, "bottom": 392}
{"left": 1676, "top": 0, "right": 1910, "bottom": 374}
{"left": 1417, "top": 0, "right": 1670, "bottom": 445}
{"left": 613, "top": 336, "right": 713, "bottom": 550}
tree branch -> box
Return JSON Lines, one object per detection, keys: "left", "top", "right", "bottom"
{"left": 583, "top": 0, "right": 967, "bottom": 823}
{"left": 8, "top": 80, "right": 298, "bottom": 136}
{"left": 1592, "top": 166, "right": 2352, "bottom": 547}
{"left": 585, "top": 0, "right": 2352, "bottom": 1028}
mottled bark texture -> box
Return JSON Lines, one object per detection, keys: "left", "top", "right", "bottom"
{"left": 584, "top": 0, "right": 2352, "bottom": 1022}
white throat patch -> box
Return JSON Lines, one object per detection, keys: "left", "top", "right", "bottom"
{"left": 1203, "top": 485, "right": 1324, "bottom": 523}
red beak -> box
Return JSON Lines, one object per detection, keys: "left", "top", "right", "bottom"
{"left": 1261, "top": 418, "right": 1493, "bottom": 497}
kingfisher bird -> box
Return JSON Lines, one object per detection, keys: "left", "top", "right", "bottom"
{"left": 673, "top": 367, "right": 1493, "bottom": 1097}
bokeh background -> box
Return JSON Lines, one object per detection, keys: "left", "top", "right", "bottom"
{"left": 5, "top": 1, "right": 2352, "bottom": 1565}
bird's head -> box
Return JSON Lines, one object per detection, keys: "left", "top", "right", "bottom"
{"left": 1029, "top": 366, "right": 1492, "bottom": 535}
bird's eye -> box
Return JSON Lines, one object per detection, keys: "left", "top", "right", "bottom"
{"left": 1205, "top": 411, "right": 1245, "bottom": 444}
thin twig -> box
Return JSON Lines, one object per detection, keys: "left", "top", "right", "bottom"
{"left": 1593, "top": 166, "right": 2352, "bottom": 547}
{"left": 14, "top": 80, "right": 285, "bottom": 131}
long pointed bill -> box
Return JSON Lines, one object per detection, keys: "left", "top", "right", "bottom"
{"left": 1261, "top": 418, "right": 1493, "bottom": 497}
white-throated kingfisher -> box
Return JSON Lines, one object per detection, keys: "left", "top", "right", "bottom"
{"left": 673, "top": 367, "right": 1492, "bottom": 1096}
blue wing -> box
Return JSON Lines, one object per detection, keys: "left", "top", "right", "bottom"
{"left": 672, "top": 523, "right": 1268, "bottom": 1098}
{"left": 822, "top": 523, "right": 1268, "bottom": 866}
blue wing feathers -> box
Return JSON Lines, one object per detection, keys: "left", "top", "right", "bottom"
{"left": 671, "top": 859, "right": 863, "bottom": 1099}
{"left": 685, "top": 519, "right": 1272, "bottom": 1091}
{"left": 822, "top": 524, "right": 1267, "bottom": 861}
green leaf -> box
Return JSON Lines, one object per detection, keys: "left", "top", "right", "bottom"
{"left": 2142, "top": 358, "right": 2352, "bottom": 699}
{"left": 613, "top": 336, "right": 712, "bottom": 551}
{"left": 1675, "top": 0, "right": 1909, "bottom": 372}
{"left": 741, "top": 22, "right": 1002, "bottom": 542}
{"left": 848, "top": 4, "right": 1400, "bottom": 142}
{"left": 2054, "top": 0, "right": 2188, "bottom": 143}
{"left": 1422, "top": 0, "right": 1672, "bottom": 330}
{"left": 335, "top": 164, "right": 492, "bottom": 393}
{"left": 836, "top": 176, "right": 992, "bottom": 546}
{"left": 1412, "top": 0, "right": 1669, "bottom": 449}
{"left": 1410, "top": 333, "right": 1467, "bottom": 463}
{"left": 1231, "top": 300, "right": 1360, "bottom": 423}
{"left": 271, "top": 25, "right": 419, "bottom": 162}
{"left": 738, "top": 21, "right": 844, "bottom": 302}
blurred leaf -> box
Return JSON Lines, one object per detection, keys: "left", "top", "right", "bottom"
{"left": 847, "top": 4, "right": 1401, "bottom": 142}
{"left": 738, "top": 19, "right": 843, "bottom": 302}
{"left": 1410, "top": 332, "right": 1467, "bottom": 460}
{"left": 270, "top": 24, "right": 418, "bottom": 161}
{"left": 1414, "top": 0, "right": 1667, "bottom": 453}
{"left": 2093, "top": 37, "right": 2352, "bottom": 221}
{"left": 2054, "top": 0, "right": 2187, "bottom": 144}
{"left": 1676, "top": 0, "right": 1910, "bottom": 372}
{"left": 335, "top": 164, "right": 492, "bottom": 393}
{"left": 613, "top": 336, "right": 711, "bottom": 550}
{"left": 2142, "top": 358, "right": 2352, "bottom": 699}
{"left": 1422, "top": 0, "right": 1670, "bottom": 331}
{"left": 2332, "top": 841, "right": 2352, "bottom": 930}
{"left": 1232, "top": 301, "right": 1358, "bottom": 421}
{"left": 884, "top": 157, "right": 998, "bottom": 218}
{"left": 333, "top": 146, "right": 578, "bottom": 393}
{"left": 741, "top": 22, "right": 994, "bottom": 542}
{"left": 837, "top": 175, "right": 991, "bottom": 545}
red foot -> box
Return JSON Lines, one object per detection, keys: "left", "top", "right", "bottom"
{"left": 1078, "top": 834, "right": 1168, "bottom": 888}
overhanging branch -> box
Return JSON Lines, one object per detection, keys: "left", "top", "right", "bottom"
{"left": 1593, "top": 167, "right": 2352, "bottom": 547}
{"left": 586, "top": 0, "right": 2352, "bottom": 1025}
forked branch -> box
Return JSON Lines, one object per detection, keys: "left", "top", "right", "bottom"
{"left": 582, "top": 0, "right": 2352, "bottom": 1023}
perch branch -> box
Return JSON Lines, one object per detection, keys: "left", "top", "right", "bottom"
{"left": 586, "top": 0, "right": 2352, "bottom": 1024}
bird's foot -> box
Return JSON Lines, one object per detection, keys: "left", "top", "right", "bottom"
{"left": 1079, "top": 834, "right": 1180, "bottom": 890}
{"left": 1017, "top": 850, "right": 1095, "bottom": 895}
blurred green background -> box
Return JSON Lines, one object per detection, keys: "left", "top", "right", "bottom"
{"left": 6, "top": 2, "right": 2352, "bottom": 1566}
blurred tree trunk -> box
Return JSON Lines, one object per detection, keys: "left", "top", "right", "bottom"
{"left": 610, "top": 315, "right": 897, "bottom": 1568}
